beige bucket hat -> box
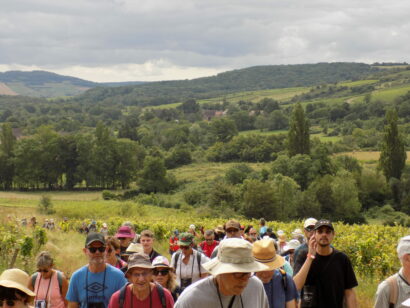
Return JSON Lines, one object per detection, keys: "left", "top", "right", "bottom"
{"left": 252, "top": 238, "right": 285, "bottom": 271}
{"left": 0, "top": 269, "right": 36, "bottom": 297}
{"left": 202, "top": 238, "right": 268, "bottom": 276}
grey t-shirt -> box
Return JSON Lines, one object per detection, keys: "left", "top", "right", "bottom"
{"left": 174, "top": 275, "right": 269, "bottom": 308}
{"left": 374, "top": 268, "right": 410, "bottom": 308}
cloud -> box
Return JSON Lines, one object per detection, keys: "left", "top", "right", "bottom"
{"left": 1, "top": 0, "right": 410, "bottom": 81}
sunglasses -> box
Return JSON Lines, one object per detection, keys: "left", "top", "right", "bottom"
{"left": 305, "top": 226, "right": 315, "bottom": 232}
{"left": 88, "top": 246, "right": 106, "bottom": 253}
{"left": 37, "top": 269, "right": 49, "bottom": 273}
{"left": 0, "top": 299, "right": 19, "bottom": 306}
{"left": 117, "top": 237, "right": 127, "bottom": 240}
{"left": 153, "top": 269, "right": 169, "bottom": 276}
{"left": 180, "top": 246, "right": 190, "bottom": 250}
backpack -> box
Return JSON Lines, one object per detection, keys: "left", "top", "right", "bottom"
{"left": 173, "top": 250, "right": 202, "bottom": 276}
{"left": 386, "top": 275, "right": 398, "bottom": 308}
{"left": 31, "top": 271, "right": 63, "bottom": 294}
{"left": 118, "top": 282, "right": 166, "bottom": 308}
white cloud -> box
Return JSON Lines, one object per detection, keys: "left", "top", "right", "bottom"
{"left": 0, "top": 0, "right": 410, "bottom": 81}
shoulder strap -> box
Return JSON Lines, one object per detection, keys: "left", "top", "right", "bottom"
{"left": 31, "top": 272, "right": 38, "bottom": 288}
{"left": 279, "top": 268, "right": 288, "bottom": 291}
{"left": 155, "top": 283, "right": 167, "bottom": 308}
{"left": 196, "top": 251, "right": 202, "bottom": 276}
{"left": 119, "top": 283, "right": 131, "bottom": 308}
{"left": 56, "top": 271, "right": 63, "bottom": 294}
{"left": 386, "top": 275, "right": 398, "bottom": 307}
{"left": 174, "top": 251, "right": 181, "bottom": 271}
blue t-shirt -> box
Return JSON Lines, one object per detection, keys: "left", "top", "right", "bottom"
{"left": 66, "top": 264, "right": 127, "bottom": 308}
{"left": 259, "top": 226, "right": 267, "bottom": 236}
{"left": 263, "top": 270, "right": 298, "bottom": 308}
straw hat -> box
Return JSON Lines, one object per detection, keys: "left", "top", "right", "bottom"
{"left": 0, "top": 269, "right": 35, "bottom": 297}
{"left": 202, "top": 238, "right": 268, "bottom": 276}
{"left": 252, "top": 239, "right": 285, "bottom": 271}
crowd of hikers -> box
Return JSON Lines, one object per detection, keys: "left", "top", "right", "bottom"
{"left": 1, "top": 217, "right": 409, "bottom": 307}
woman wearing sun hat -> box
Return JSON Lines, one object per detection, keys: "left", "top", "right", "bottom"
{"left": 152, "top": 256, "right": 182, "bottom": 302}
{"left": 252, "top": 239, "right": 298, "bottom": 308}
{"left": 0, "top": 268, "right": 36, "bottom": 308}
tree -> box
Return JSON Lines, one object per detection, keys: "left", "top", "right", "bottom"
{"left": 379, "top": 109, "right": 407, "bottom": 180}
{"left": 0, "top": 123, "right": 16, "bottom": 189}
{"left": 288, "top": 104, "right": 310, "bottom": 156}
{"left": 242, "top": 179, "right": 278, "bottom": 220}
{"left": 138, "top": 156, "right": 169, "bottom": 193}
{"left": 210, "top": 118, "right": 238, "bottom": 143}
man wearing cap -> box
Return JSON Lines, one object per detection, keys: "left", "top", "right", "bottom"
{"left": 66, "top": 233, "right": 127, "bottom": 308}
{"left": 199, "top": 230, "right": 219, "bottom": 258}
{"left": 170, "top": 233, "right": 209, "bottom": 292}
{"left": 293, "top": 218, "right": 317, "bottom": 276}
{"left": 174, "top": 238, "right": 269, "bottom": 308}
{"left": 108, "top": 253, "right": 174, "bottom": 308}
{"left": 293, "top": 220, "right": 358, "bottom": 308}
{"left": 374, "top": 235, "right": 410, "bottom": 308}
{"left": 253, "top": 239, "right": 298, "bottom": 308}
{"left": 140, "top": 230, "right": 162, "bottom": 262}
{"left": 210, "top": 220, "right": 242, "bottom": 258}
{"left": 115, "top": 226, "right": 136, "bottom": 258}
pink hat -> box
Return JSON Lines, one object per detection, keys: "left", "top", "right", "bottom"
{"left": 152, "top": 256, "right": 170, "bottom": 268}
{"left": 115, "top": 226, "right": 135, "bottom": 238}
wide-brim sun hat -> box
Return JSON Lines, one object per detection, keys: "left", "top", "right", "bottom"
{"left": 115, "top": 226, "right": 135, "bottom": 238}
{"left": 202, "top": 238, "right": 269, "bottom": 276}
{"left": 0, "top": 269, "right": 36, "bottom": 297}
{"left": 123, "top": 243, "right": 144, "bottom": 255}
{"left": 283, "top": 239, "right": 301, "bottom": 252}
{"left": 125, "top": 253, "right": 154, "bottom": 275}
{"left": 252, "top": 238, "right": 285, "bottom": 271}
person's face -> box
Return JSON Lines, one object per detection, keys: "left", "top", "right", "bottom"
{"left": 117, "top": 237, "right": 132, "bottom": 248}
{"left": 225, "top": 228, "right": 241, "bottom": 239}
{"left": 304, "top": 225, "right": 315, "bottom": 240}
{"left": 217, "top": 272, "right": 252, "bottom": 296}
{"left": 249, "top": 229, "right": 257, "bottom": 240}
{"left": 180, "top": 244, "right": 193, "bottom": 256}
{"left": 37, "top": 265, "right": 53, "bottom": 279}
{"left": 255, "top": 270, "right": 275, "bottom": 284}
{"left": 128, "top": 268, "right": 152, "bottom": 291}
{"left": 204, "top": 235, "right": 214, "bottom": 244}
{"left": 104, "top": 245, "right": 118, "bottom": 262}
{"left": 83, "top": 241, "right": 106, "bottom": 265}
{"left": 152, "top": 267, "right": 170, "bottom": 286}
{"left": 314, "top": 226, "right": 334, "bottom": 247}
{"left": 0, "top": 297, "right": 27, "bottom": 308}
{"left": 140, "top": 236, "right": 153, "bottom": 252}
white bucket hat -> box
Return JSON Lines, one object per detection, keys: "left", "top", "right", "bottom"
{"left": 202, "top": 238, "right": 269, "bottom": 276}
{"left": 283, "top": 239, "right": 301, "bottom": 252}
{"left": 0, "top": 269, "right": 36, "bottom": 297}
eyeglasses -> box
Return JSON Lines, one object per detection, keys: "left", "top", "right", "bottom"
{"left": 131, "top": 271, "right": 150, "bottom": 278}
{"left": 180, "top": 246, "right": 190, "bottom": 250}
{"left": 232, "top": 272, "right": 251, "bottom": 279}
{"left": 0, "top": 299, "right": 18, "bottom": 306}
{"left": 117, "top": 237, "right": 127, "bottom": 240}
{"left": 153, "top": 269, "right": 169, "bottom": 276}
{"left": 88, "top": 246, "right": 106, "bottom": 253}
{"left": 37, "top": 269, "right": 49, "bottom": 273}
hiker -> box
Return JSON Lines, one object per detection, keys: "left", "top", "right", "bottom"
{"left": 198, "top": 230, "right": 219, "bottom": 258}
{"left": 100, "top": 223, "right": 109, "bottom": 238}
{"left": 152, "top": 256, "right": 182, "bottom": 302}
{"left": 253, "top": 239, "right": 298, "bottom": 308}
{"left": 174, "top": 238, "right": 269, "bottom": 308}
{"left": 293, "top": 217, "right": 317, "bottom": 275}
{"left": 210, "top": 219, "right": 242, "bottom": 258}
{"left": 115, "top": 226, "right": 135, "bottom": 258}
{"left": 259, "top": 218, "right": 267, "bottom": 237}
{"left": 282, "top": 239, "right": 301, "bottom": 268}
{"left": 293, "top": 219, "right": 358, "bottom": 308}
{"left": 140, "top": 230, "right": 161, "bottom": 262}
{"left": 28, "top": 251, "right": 69, "bottom": 308}
{"left": 66, "top": 233, "right": 127, "bottom": 308}
{"left": 108, "top": 253, "right": 174, "bottom": 308}
{"left": 169, "top": 230, "right": 180, "bottom": 255}
{"left": 0, "top": 268, "right": 36, "bottom": 308}
{"left": 374, "top": 235, "right": 410, "bottom": 308}
{"left": 170, "top": 233, "right": 209, "bottom": 292}
{"left": 105, "top": 237, "right": 127, "bottom": 270}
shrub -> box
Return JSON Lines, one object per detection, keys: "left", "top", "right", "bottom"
{"left": 38, "top": 195, "right": 55, "bottom": 214}
{"left": 102, "top": 190, "right": 118, "bottom": 200}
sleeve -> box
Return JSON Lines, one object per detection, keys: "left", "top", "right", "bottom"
{"left": 285, "top": 274, "right": 298, "bottom": 302}
{"left": 343, "top": 255, "right": 358, "bottom": 289}
{"left": 65, "top": 272, "right": 79, "bottom": 302}
{"left": 108, "top": 290, "right": 120, "bottom": 308}
{"left": 374, "top": 280, "right": 391, "bottom": 308}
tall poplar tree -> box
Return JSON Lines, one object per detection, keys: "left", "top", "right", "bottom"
{"left": 379, "top": 109, "right": 407, "bottom": 180}
{"left": 288, "top": 103, "right": 310, "bottom": 156}
{"left": 0, "top": 123, "right": 16, "bottom": 189}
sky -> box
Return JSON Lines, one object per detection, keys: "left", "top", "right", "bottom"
{"left": 1, "top": 0, "right": 409, "bottom": 82}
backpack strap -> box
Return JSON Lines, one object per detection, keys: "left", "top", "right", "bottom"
{"left": 173, "top": 251, "right": 181, "bottom": 272}
{"left": 155, "top": 283, "right": 167, "bottom": 308}
{"left": 31, "top": 272, "right": 38, "bottom": 289}
{"left": 118, "top": 283, "right": 131, "bottom": 308}
{"left": 196, "top": 251, "right": 202, "bottom": 276}
{"left": 279, "top": 268, "right": 288, "bottom": 292}
{"left": 56, "top": 271, "right": 63, "bottom": 294}
{"left": 386, "top": 275, "right": 398, "bottom": 308}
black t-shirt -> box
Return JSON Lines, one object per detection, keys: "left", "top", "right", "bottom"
{"left": 149, "top": 249, "right": 161, "bottom": 262}
{"left": 293, "top": 243, "right": 308, "bottom": 276}
{"left": 303, "top": 249, "right": 358, "bottom": 308}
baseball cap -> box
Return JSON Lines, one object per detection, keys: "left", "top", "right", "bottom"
{"left": 304, "top": 218, "right": 318, "bottom": 229}
{"left": 178, "top": 232, "right": 194, "bottom": 246}
{"left": 314, "top": 219, "right": 334, "bottom": 231}
{"left": 152, "top": 256, "right": 170, "bottom": 268}
{"left": 85, "top": 232, "right": 106, "bottom": 247}
{"left": 397, "top": 235, "right": 410, "bottom": 259}
{"left": 225, "top": 220, "right": 240, "bottom": 231}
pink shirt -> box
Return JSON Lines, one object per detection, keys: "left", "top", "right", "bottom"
{"left": 34, "top": 271, "right": 65, "bottom": 308}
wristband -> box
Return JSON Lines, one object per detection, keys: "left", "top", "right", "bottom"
{"left": 307, "top": 253, "right": 316, "bottom": 259}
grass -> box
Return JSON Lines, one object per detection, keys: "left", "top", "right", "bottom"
{"left": 371, "top": 85, "right": 410, "bottom": 102}
{"left": 338, "top": 80, "right": 378, "bottom": 87}
{"left": 336, "top": 151, "right": 410, "bottom": 162}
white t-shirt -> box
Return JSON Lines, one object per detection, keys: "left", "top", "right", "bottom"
{"left": 171, "top": 249, "right": 209, "bottom": 285}
{"left": 175, "top": 275, "right": 269, "bottom": 308}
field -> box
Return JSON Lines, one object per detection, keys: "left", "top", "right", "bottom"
{"left": 336, "top": 151, "right": 410, "bottom": 163}
{"left": 238, "top": 129, "right": 342, "bottom": 143}
{"left": 371, "top": 85, "right": 410, "bottom": 102}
